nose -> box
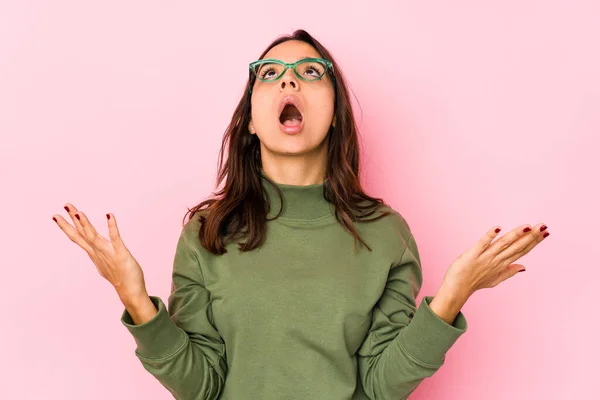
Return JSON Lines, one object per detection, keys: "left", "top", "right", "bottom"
{"left": 279, "top": 67, "right": 298, "bottom": 91}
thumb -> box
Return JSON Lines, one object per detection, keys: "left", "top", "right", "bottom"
{"left": 496, "top": 264, "right": 526, "bottom": 286}
{"left": 509, "top": 264, "right": 526, "bottom": 275}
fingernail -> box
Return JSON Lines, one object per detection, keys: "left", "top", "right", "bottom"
{"left": 543, "top": 232, "right": 549, "bottom": 238}
{"left": 518, "top": 269, "right": 526, "bottom": 273}
{"left": 75, "top": 214, "right": 80, "bottom": 220}
{"left": 523, "top": 227, "right": 531, "bottom": 233}
{"left": 52, "top": 217, "right": 57, "bottom": 223}
{"left": 540, "top": 225, "right": 547, "bottom": 232}
{"left": 106, "top": 213, "right": 110, "bottom": 220}
{"left": 64, "top": 206, "right": 70, "bottom": 212}
{"left": 495, "top": 228, "right": 501, "bottom": 233}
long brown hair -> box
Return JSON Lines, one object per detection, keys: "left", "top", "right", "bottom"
{"left": 183, "top": 29, "right": 392, "bottom": 255}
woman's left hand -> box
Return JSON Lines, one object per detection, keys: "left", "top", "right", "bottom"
{"left": 441, "top": 223, "right": 550, "bottom": 297}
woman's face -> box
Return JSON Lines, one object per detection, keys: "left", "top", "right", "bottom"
{"left": 249, "top": 40, "right": 336, "bottom": 157}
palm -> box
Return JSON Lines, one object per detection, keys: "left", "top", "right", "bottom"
{"left": 52, "top": 203, "right": 147, "bottom": 298}
{"left": 445, "top": 223, "right": 549, "bottom": 293}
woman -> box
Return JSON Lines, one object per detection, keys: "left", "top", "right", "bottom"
{"left": 53, "top": 29, "right": 550, "bottom": 399}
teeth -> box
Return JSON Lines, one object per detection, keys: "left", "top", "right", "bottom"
{"left": 280, "top": 103, "right": 302, "bottom": 124}
{"left": 283, "top": 118, "right": 301, "bottom": 127}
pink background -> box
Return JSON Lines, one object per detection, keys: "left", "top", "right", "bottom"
{"left": 2, "top": 1, "right": 598, "bottom": 399}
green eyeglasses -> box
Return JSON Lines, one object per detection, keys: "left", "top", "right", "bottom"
{"left": 248, "top": 57, "right": 336, "bottom": 94}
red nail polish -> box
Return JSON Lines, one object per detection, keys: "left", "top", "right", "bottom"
{"left": 523, "top": 227, "right": 531, "bottom": 233}
{"left": 540, "top": 225, "right": 547, "bottom": 232}
{"left": 64, "top": 206, "right": 70, "bottom": 212}
{"left": 106, "top": 214, "right": 110, "bottom": 220}
{"left": 75, "top": 214, "right": 80, "bottom": 220}
{"left": 52, "top": 217, "right": 57, "bottom": 222}
{"left": 495, "top": 228, "right": 501, "bottom": 233}
{"left": 518, "top": 269, "right": 526, "bottom": 273}
{"left": 543, "top": 232, "right": 549, "bottom": 238}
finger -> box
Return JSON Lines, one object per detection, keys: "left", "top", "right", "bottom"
{"left": 497, "top": 223, "right": 549, "bottom": 266}
{"left": 106, "top": 212, "right": 127, "bottom": 253}
{"left": 475, "top": 225, "right": 503, "bottom": 253}
{"left": 52, "top": 214, "right": 95, "bottom": 254}
{"left": 63, "top": 203, "right": 85, "bottom": 231}
{"left": 485, "top": 223, "right": 533, "bottom": 257}
{"left": 75, "top": 209, "right": 110, "bottom": 250}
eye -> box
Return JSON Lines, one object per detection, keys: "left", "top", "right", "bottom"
{"left": 302, "top": 63, "right": 323, "bottom": 77}
{"left": 260, "top": 67, "right": 278, "bottom": 79}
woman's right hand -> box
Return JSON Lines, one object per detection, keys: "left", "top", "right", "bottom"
{"left": 53, "top": 203, "right": 148, "bottom": 305}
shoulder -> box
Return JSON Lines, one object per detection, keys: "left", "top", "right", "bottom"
{"left": 364, "top": 203, "right": 414, "bottom": 244}
{"left": 179, "top": 209, "right": 207, "bottom": 245}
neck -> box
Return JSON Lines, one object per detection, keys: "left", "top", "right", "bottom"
{"left": 259, "top": 145, "right": 328, "bottom": 186}
{"left": 259, "top": 168, "right": 334, "bottom": 221}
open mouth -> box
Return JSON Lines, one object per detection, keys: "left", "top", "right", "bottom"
{"left": 279, "top": 104, "right": 303, "bottom": 127}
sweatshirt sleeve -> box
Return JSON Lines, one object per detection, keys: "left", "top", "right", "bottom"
{"left": 120, "top": 217, "right": 227, "bottom": 400}
{"left": 356, "top": 221, "right": 468, "bottom": 400}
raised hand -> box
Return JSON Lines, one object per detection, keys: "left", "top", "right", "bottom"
{"left": 52, "top": 203, "right": 148, "bottom": 304}
{"left": 442, "top": 223, "right": 550, "bottom": 296}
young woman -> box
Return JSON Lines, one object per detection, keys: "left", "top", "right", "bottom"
{"left": 53, "top": 29, "right": 550, "bottom": 399}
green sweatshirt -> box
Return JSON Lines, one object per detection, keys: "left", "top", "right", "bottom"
{"left": 121, "top": 171, "right": 468, "bottom": 399}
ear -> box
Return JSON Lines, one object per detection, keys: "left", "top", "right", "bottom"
{"left": 248, "top": 120, "right": 255, "bottom": 134}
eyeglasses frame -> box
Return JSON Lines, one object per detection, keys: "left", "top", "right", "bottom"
{"left": 248, "top": 57, "right": 336, "bottom": 95}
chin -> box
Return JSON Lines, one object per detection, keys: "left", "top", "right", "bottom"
{"left": 273, "top": 144, "right": 312, "bottom": 156}
{"left": 273, "top": 138, "right": 329, "bottom": 157}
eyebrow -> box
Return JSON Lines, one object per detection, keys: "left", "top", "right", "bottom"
{"left": 266, "top": 56, "right": 316, "bottom": 62}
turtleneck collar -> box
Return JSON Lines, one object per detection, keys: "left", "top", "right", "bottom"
{"left": 259, "top": 169, "right": 336, "bottom": 221}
